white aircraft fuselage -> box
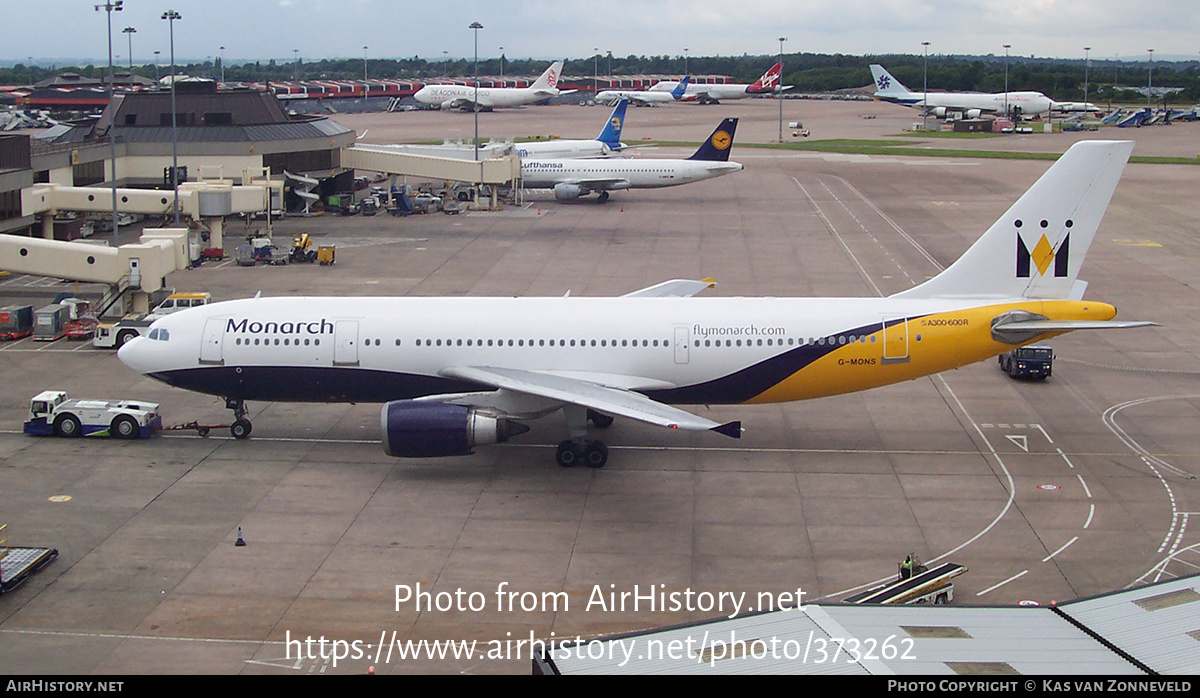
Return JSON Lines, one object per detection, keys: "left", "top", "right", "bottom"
{"left": 520, "top": 158, "right": 742, "bottom": 191}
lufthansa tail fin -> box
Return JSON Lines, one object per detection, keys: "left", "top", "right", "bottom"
{"left": 671, "top": 76, "right": 691, "bottom": 100}
{"left": 870, "top": 64, "right": 914, "bottom": 99}
{"left": 595, "top": 98, "right": 628, "bottom": 148}
{"left": 687, "top": 118, "right": 738, "bottom": 162}
{"left": 892, "top": 140, "right": 1134, "bottom": 301}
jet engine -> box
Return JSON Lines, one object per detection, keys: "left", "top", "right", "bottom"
{"left": 965, "top": 109, "right": 982, "bottom": 119}
{"left": 553, "top": 183, "right": 584, "bottom": 201}
{"left": 380, "top": 400, "right": 529, "bottom": 457}
{"left": 932, "top": 106, "right": 948, "bottom": 118}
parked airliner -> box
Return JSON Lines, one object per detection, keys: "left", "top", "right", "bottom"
{"left": 413, "top": 61, "right": 573, "bottom": 111}
{"left": 596, "top": 76, "right": 690, "bottom": 107}
{"left": 520, "top": 117, "right": 742, "bottom": 202}
{"left": 650, "top": 63, "right": 787, "bottom": 104}
{"left": 513, "top": 99, "right": 628, "bottom": 160}
{"left": 118, "top": 141, "right": 1151, "bottom": 468}
{"left": 870, "top": 64, "right": 1055, "bottom": 118}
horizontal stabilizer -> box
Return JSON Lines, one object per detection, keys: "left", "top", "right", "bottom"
{"left": 710, "top": 421, "right": 742, "bottom": 439}
{"left": 993, "top": 319, "right": 1158, "bottom": 332}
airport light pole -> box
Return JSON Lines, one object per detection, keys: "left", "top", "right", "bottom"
{"left": 153, "top": 50, "right": 160, "bottom": 83}
{"left": 1147, "top": 48, "right": 1154, "bottom": 109}
{"left": 593, "top": 48, "right": 598, "bottom": 98}
{"left": 1083, "top": 46, "right": 1091, "bottom": 107}
{"left": 499, "top": 47, "right": 504, "bottom": 81}
{"left": 683, "top": 48, "right": 689, "bottom": 76}
{"left": 123, "top": 26, "right": 135, "bottom": 71}
{"left": 219, "top": 45, "right": 225, "bottom": 84}
{"left": 778, "top": 37, "right": 786, "bottom": 142}
{"left": 922, "top": 41, "right": 930, "bottom": 131}
{"left": 470, "top": 21, "right": 482, "bottom": 161}
{"left": 363, "top": 45, "right": 368, "bottom": 85}
{"left": 293, "top": 48, "right": 299, "bottom": 81}
{"left": 95, "top": 1, "right": 122, "bottom": 248}
{"left": 1003, "top": 44, "right": 1011, "bottom": 118}
{"left": 163, "top": 9, "right": 181, "bottom": 227}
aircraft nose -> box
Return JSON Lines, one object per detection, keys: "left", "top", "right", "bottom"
{"left": 117, "top": 336, "right": 154, "bottom": 374}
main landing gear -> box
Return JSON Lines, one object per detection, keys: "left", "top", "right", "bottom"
{"left": 226, "top": 397, "right": 252, "bottom": 439}
{"left": 555, "top": 407, "right": 614, "bottom": 468}
{"left": 596, "top": 191, "right": 610, "bottom": 204}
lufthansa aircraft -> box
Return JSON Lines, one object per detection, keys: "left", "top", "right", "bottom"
{"left": 118, "top": 141, "right": 1151, "bottom": 468}
{"left": 520, "top": 118, "right": 742, "bottom": 202}
{"left": 413, "top": 60, "right": 573, "bottom": 111}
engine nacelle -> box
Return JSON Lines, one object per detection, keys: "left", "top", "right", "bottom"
{"left": 965, "top": 109, "right": 982, "bottom": 119}
{"left": 553, "top": 183, "right": 584, "bottom": 201}
{"left": 932, "top": 106, "right": 948, "bottom": 118}
{"left": 381, "top": 400, "right": 528, "bottom": 457}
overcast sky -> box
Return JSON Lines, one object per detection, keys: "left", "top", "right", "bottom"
{"left": 6, "top": 0, "right": 1198, "bottom": 68}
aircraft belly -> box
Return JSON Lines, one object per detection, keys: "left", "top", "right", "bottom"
{"left": 147, "top": 365, "right": 475, "bottom": 403}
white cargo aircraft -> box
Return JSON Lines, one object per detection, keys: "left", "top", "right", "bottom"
{"left": 413, "top": 60, "right": 573, "bottom": 111}
{"left": 870, "top": 64, "right": 1055, "bottom": 119}
{"left": 650, "top": 63, "right": 786, "bottom": 104}
{"left": 520, "top": 117, "right": 743, "bottom": 202}
{"left": 119, "top": 141, "right": 1151, "bottom": 468}
{"left": 514, "top": 99, "right": 629, "bottom": 160}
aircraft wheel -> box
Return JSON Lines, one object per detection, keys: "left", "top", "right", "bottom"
{"left": 583, "top": 441, "right": 608, "bottom": 468}
{"left": 55, "top": 414, "right": 82, "bottom": 438}
{"left": 587, "top": 409, "right": 614, "bottom": 428}
{"left": 555, "top": 440, "right": 581, "bottom": 468}
{"left": 230, "top": 418, "right": 253, "bottom": 440}
{"left": 597, "top": 191, "right": 610, "bottom": 204}
{"left": 112, "top": 415, "right": 139, "bottom": 440}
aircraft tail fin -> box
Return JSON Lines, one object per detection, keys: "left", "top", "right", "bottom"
{"left": 687, "top": 118, "right": 738, "bottom": 162}
{"left": 892, "top": 140, "right": 1134, "bottom": 301}
{"left": 748, "top": 62, "right": 783, "bottom": 93}
{"left": 596, "top": 98, "right": 628, "bottom": 146}
{"left": 870, "top": 64, "right": 913, "bottom": 98}
{"left": 531, "top": 61, "right": 564, "bottom": 91}
{"left": 671, "top": 76, "right": 691, "bottom": 100}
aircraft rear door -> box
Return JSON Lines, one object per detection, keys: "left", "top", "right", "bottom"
{"left": 881, "top": 315, "right": 910, "bottom": 364}
{"left": 674, "top": 326, "right": 690, "bottom": 364}
{"left": 334, "top": 320, "right": 360, "bottom": 366}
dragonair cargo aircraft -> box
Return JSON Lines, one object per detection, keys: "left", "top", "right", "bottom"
{"left": 520, "top": 117, "right": 742, "bottom": 202}
{"left": 413, "top": 60, "right": 574, "bottom": 111}
{"left": 650, "top": 63, "right": 787, "bottom": 104}
{"left": 870, "top": 64, "right": 1054, "bottom": 119}
{"left": 513, "top": 99, "right": 629, "bottom": 160}
{"left": 596, "top": 76, "right": 690, "bottom": 107}
{"left": 118, "top": 141, "right": 1152, "bottom": 468}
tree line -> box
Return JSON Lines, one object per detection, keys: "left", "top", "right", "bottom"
{"left": 6, "top": 52, "right": 1197, "bottom": 103}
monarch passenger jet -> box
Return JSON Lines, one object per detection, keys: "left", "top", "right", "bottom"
{"left": 118, "top": 140, "right": 1152, "bottom": 468}
{"left": 520, "top": 117, "right": 742, "bottom": 202}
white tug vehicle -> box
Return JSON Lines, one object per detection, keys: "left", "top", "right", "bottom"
{"left": 23, "top": 391, "right": 162, "bottom": 439}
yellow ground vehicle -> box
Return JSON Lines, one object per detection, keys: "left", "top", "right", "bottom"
{"left": 290, "top": 233, "right": 319, "bottom": 263}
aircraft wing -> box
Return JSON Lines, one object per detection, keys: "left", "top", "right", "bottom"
{"left": 621, "top": 278, "right": 716, "bottom": 298}
{"left": 439, "top": 366, "right": 742, "bottom": 437}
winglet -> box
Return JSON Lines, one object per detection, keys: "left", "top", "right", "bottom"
{"left": 711, "top": 421, "right": 742, "bottom": 439}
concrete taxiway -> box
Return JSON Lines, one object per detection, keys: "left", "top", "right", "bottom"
{"left": 1, "top": 99, "right": 1199, "bottom": 674}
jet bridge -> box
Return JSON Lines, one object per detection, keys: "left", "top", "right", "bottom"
{"left": 0, "top": 229, "right": 188, "bottom": 315}
{"left": 20, "top": 177, "right": 279, "bottom": 250}
{"left": 341, "top": 145, "right": 520, "bottom": 209}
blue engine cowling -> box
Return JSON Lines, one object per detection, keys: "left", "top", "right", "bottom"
{"left": 381, "top": 400, "right": 527, "bottom": 457}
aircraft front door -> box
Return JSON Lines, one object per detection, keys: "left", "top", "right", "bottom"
{"left": 199, "top": 317, "right": 225, "bottom": 365}
{"left": 334, "top": 320, "right": 359, "bottom": 366}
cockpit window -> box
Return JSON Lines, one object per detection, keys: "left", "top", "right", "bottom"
{"left": 148, "top": 329, "right": 159, "bottom": 340}
{"left": 148, "top": 328, "right": 170, "bottom": 341}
